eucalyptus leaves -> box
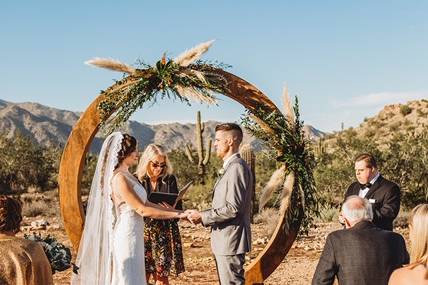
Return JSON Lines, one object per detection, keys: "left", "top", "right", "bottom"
{"left": 25, "top": 233, "right": 72, "bottom": 273}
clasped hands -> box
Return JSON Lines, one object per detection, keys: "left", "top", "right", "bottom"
{"left": 159, "top": 203, "right": 201, "bottom": 224}
{"left": 176, "top": 209, "right": 202, "bottom": 224}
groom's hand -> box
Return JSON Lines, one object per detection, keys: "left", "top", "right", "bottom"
{"left": 185, "top": 209, "right": 202, "bottom": 224}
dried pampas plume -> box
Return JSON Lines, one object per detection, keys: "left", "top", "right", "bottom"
{"left": 174, "top": 40, "right": 215, "bottom": 67}
{"left": 258, "top": 165, "right": 286, "bottom": 211}
{"left": 279, "top": 172, "right": 295, "bottom": 214}
{"left": 85, "top": 57, "right": 137, "bottom": 75}
{"left": 282, "top": 85, "right": 295, "bottom": 123}
{"left": 175, "top": 86, "right": 217, "bottom": 105}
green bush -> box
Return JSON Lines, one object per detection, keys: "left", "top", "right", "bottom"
{"left": 0, "top": 133, "right": 58, "bottom": 193}
{"left": 314, "top": 128, "right": 428, "bottom": 209}
{"left": 400, "top": 105, "right": 412, "bottom": 116}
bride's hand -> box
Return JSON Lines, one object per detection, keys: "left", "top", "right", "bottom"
{"left": 160, "top": 202, "right": 174, "bottom": 209}
{"left": 176, "top": 211, "right": 188, "bottom": 219}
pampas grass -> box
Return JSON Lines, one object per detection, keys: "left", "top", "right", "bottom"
{"left": 174, "top": 40, "right": 215, "bottom": 67}
{"left": 175, "top": 85, "right": 217, "bottom": 105}
{"left": 282, "top": 85, "right": 295, "bottom": 123}
{"left": 279, "top": 172, "right": 295, "bottom": 214}
{"left": 258, "top": 165, "right": 286, "bottom": 211}
{"left": 85, "top": 57, "right": 137, "bottom": 74}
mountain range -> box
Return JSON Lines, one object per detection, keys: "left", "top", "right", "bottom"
{"left": 0, "top": 99, "right": 325, "bottom": 152}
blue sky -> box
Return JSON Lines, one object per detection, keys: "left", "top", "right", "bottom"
{"left": 1, "top": 1, "right": 427, "bottom": 132}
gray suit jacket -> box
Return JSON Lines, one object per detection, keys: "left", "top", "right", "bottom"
{"left": 201, "top": 154, "right": 253, "bottom": 256}
{"left": 312, "top": 221, "right": 409, "bottom": 285}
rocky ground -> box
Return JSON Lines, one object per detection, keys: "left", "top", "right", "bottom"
{"left": 18, "top": 214, "right": 409, "bottom": 285}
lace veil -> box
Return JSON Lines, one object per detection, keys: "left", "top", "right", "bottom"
{"left": 71, "top": 131, "right": 123, "bottom": 285}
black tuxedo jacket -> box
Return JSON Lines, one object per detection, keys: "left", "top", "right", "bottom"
{"left": 312, "top": 221, "right": 409, "bottom": 285}
{"left": 344, "top": 175, "right": 400, "bottom": 231}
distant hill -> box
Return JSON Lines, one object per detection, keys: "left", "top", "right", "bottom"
{"left": 322, "top": 99, "right": 428, "bottom": 148}
{"left": 0, "top": 99, "right": 326, "bottom": 152}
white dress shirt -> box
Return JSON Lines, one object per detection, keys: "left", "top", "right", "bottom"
{"left": 223, "top": 152, "right": 239, "bottom": 169}
{"left": 359, "top": 172, "right": 380, "bottom": 198}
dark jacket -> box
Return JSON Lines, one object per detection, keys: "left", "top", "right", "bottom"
{"left": 312, "top": 221, "right": 409, "bottom": 285}
{"left": 345, "top": 175, "right": 400, "bottom": 231}
{"left": 140, "top": 174, "right": 182, "bottom": 210}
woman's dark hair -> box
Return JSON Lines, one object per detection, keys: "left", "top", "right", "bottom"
{"left": 115, "top": 134, "right": 137, "bottom": 169}
{"left": 0, "top": 195, "right": 22, "bottom": 233}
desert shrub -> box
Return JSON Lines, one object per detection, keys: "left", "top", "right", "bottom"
{"left": 389, "top": 121, "right": 401, "bottom": 132}
{"left": 314, "top": 129, "right": 382, "bottom": 206}
{"left": 253, "top": 208, "right": 279, "bottom": 237}
{"left": 417, "top": 109, "right": 427, "bottom": 117}
{"left": 0, "top": 133, "right": 58, "bottom": 193}
{"left": 400, "top": 105, "right": 412, "bottom": 116}
{"left": 314, "top": 205, "right": 340, "bottom": 223}
{"left": 381, "top": 130, "right": 428, "bottom": 207}
{"left": 22, "top": 200, "right": 50, "bottom": 217}
{"left": 314, "top": 128, "right": 428, "bottom": 209}
{"left": 81, "top": 153, "right": 99, "bottom": 194}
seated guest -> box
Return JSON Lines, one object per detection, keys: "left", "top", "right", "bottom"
{"left": 135, "top": 144, "right": 185, "bottom": 285}
{"left": 312, "top": 195, "right": 409, "bottom": 285}
{"left": 0, "top": 195, "right": 53, "bottom": 285}
{"left": 389, "top": 204, "right": 428, "bottom": 285}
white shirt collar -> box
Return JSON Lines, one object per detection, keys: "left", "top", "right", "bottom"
{"left": 222, "top": 152, "right": 239, "bottom": 169}
{"left": 370, "top": 172, "right": 380, "bottom": 185}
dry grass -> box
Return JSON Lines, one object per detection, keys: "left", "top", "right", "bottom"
{"left": 21, "top": 190, "right": 60, "bottom": 217}
{"left": 254, "top": 208, "right": 279, "bottom": 237}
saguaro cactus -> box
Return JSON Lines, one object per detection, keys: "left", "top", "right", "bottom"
{"left": 184, "top": 111, "right": 212, "bottom": 183}
{"left": 315, "top": 137, "right": 325, "bottom": 157}
{"left": 240, "top": 143, "right": 257, "bottom": 222}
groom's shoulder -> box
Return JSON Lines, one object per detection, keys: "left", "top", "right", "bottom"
{"left": 228, "top": 157, "right": 250, "bottom": 173}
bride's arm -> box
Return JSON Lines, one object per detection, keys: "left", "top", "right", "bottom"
{"left": 113, "top": 174, "right": 185, "bottom": 220}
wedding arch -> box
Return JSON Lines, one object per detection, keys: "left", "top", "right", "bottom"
{"left": 58, "top": 41, "right": 318, "bottom": 284}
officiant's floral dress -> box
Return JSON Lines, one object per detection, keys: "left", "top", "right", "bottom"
{"left": 140, "top": 174, "right": 185, "bottom": 277}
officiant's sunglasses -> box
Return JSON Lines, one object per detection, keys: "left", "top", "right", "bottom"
{"left": 151, "top": 161, "right": 167, "bottom": 169}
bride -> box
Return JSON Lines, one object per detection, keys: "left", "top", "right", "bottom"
{"left": 72, "top": 132, "right": 188, "bottom": 285}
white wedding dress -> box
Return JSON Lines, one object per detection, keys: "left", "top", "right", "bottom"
{"left": 72, "top": 132, "right": 148, "bottom": 285}
{"left": 111, "top": 171, "right": 148, "bottom": 285}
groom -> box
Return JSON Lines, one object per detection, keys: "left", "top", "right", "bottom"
{"left": 188, "top": 123, "right": 253, "bottom": 285}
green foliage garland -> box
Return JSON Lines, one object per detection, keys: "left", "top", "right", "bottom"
{"left": 97, "top": 58, "right": 229, "bottom": 131}
{"left": 242, "top": 98, "right": 320, "bottom": 234}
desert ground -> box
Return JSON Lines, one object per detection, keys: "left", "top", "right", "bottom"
{"left": 18, "top": 192, "right": 409, "bottom": 285}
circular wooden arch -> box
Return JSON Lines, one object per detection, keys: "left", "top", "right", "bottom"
{"left": 58, "top": 68, "right": 302, "bottom": 284}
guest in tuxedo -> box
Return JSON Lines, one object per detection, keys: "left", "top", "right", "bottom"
{"left": 343, "top": 153, "right": 400, "bottom": 231}
{"left": 135, "top": 144, "right": 184, "bottom": 285}
{"left": 0, "top": 195, "right": 53, "bottom": 285}
{"left": 389, "top": 203, "right": 428, "bottom": 285}
{"left": 187, "top": 123, "right": 253, "bottom": 285}
{"left": 312, "top": 195, "right": 409, "bottom": 285}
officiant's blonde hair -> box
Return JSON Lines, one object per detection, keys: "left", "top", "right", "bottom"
{"left": 135, "top": 144, "right": 173, "bottom": 181}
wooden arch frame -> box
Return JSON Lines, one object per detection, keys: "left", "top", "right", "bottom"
{"left": 58, "top": 68, "right": 302, "bottom": 284}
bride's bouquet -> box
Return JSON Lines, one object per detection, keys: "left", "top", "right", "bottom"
{"left": 24, "top": 233, "right": 72, "bottom": 273}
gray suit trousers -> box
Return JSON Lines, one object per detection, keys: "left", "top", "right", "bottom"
{"left": 214, "top": 254, "right": 245, "bottom": 285}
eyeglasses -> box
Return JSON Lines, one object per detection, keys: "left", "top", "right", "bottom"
{"left": 151, "top": 161, "right": 167, "bottom": 169}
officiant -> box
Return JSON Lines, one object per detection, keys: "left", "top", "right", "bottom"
{"left": 136, "top": 144, "right": 185, "bottom": 285}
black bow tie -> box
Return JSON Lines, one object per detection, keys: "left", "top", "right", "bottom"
{"left": 359, "top": 183, "right": 372, "bottom": 190}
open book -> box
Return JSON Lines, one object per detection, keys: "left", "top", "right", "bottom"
{"left": 147, "top": 180, "right": 194, "bottom": 207}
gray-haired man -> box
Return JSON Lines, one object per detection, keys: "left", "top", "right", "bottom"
{"left": 312, "top": 196, "right": 409, "bottom": 285}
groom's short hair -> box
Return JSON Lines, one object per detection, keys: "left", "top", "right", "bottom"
{"left": 215, "top": 123, "right": 243, "bottom": 144}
